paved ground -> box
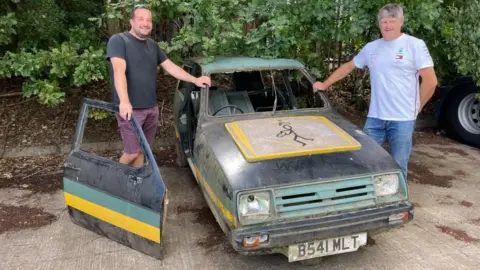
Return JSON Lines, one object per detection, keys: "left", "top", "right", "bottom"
{"left": 1, "top": 139, "right": 480, "bottom": 269}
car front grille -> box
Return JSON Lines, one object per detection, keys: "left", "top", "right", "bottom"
{"left": 274, "top": 177, "right": 376, "bottom": 219}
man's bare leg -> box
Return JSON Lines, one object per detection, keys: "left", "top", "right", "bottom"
{"left": 132, "top": 152, "right": 144, "bottom": 168}
{"left": 119, "top": 152, "right": 140, "bottom": 166}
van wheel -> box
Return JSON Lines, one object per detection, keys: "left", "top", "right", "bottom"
{"left": 445, "top": 86, "right": 480, "bottom": 148}
{"left": 175, "top": 139, "right": 188, "bottom": 167}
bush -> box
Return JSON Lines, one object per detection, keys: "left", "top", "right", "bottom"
{"left": 1, "top": 0, "right": 479, "bottom": 110}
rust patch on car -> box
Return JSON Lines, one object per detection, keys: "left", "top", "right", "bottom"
{"left": 436, "top": 225, "right": 479, "bottom": 243}
{"left": 432, "top": 147, "right": 469, "bottom": 157}
{"left": 0, "top": 204, "right": 57, "bottom": 234}
{"left": 408, "top": 162, "right": 454, "bottom": 188}
{"left": 459, "top": 201, "right": 474, "bottom": 208}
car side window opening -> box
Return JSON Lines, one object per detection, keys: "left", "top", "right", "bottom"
{"left": 177, "top": 64, "right": 192, "bottom": 96}
{"left": 79, "top": 109, "right": 149, "bottom": 169}
{"left": 207, "top": 69, "right": 325, "bottom": 116}
{"left": 181, "top": 63, "right": 203, "bottom": 155}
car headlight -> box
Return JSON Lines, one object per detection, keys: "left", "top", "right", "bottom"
{"left": 238, "top": 192, "right": 271, "bottom": 224}
{"left": 374, "top": 174, "right": 399, "bottom": 196}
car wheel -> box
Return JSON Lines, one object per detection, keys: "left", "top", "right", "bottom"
{"left": 175, "top": 139, "right": 188, "bottom": 167}
{"left": 445, "top": 86, "right": 480, "bottom": 148}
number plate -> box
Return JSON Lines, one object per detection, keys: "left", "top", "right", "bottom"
{"left": 288, "top": 233, "right": 367, "bottom": 262}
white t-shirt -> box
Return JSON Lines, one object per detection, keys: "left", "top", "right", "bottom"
{"left": 353, "top": 34, "right": 434, "bottom": 121}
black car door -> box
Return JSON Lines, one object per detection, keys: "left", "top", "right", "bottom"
{"left": 62, "top": 98, "right": 167, "bottom": 259}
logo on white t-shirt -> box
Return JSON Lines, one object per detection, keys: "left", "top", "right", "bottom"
{"left": 395, "top": 48, "right": 404, "bottom": 60}
{"left": 369, "top": 50, "right": 378, "bottom": 65}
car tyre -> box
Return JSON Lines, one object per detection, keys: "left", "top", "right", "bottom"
{"left": 445, "top": 86, "right": 480, "bottom": 148}
{"left": 175, "top": 139, "right": 188, "bottom": 167}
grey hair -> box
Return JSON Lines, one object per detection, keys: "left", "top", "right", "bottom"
{"left": 377, "top": 4, "right": 404, "bottom": 22}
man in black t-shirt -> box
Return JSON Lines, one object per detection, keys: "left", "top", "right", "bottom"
{"left": 106, "top": 5, "right": 211, "bottom": 168}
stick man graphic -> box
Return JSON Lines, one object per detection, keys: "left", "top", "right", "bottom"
{"left": 276, "top": 120, "right": 313, "bottom": 147}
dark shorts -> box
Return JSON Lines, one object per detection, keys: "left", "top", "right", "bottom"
{"left": 116, "top": 106, "right": 159, "bottom": 154}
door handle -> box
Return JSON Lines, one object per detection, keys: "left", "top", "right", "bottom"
{"left": 64, "top": 163, "right": 81, "bottom": 171}
{"left": 128, "top": 175, "right": 143, "bottom": 184}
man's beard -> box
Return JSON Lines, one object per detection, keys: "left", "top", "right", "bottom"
{"left": 134, "top": 28, "right": 151, "bottom": 39}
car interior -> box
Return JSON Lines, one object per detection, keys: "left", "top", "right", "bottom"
{"left": 207, "top": 69, "right": 324, "bottom": 116}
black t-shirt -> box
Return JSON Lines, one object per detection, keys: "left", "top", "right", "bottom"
{"left": 106, "top": 32, "right": 168, "bottom": 109}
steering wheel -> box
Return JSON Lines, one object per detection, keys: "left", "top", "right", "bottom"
{"left": 213, "top": 105, "right": 244, "bottom": 116}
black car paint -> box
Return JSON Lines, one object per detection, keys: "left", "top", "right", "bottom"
{"left": 199, "top": 110, "right": 401, "bottom": 192}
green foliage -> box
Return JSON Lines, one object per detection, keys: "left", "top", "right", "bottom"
{"left": 0, "top": 0, "right": 107, "bottom": 108}
{"left": 73, "top": 47, "right": 108, "bottom": 86}
{"left": 1, "top": 0, "right": 480, "bottom": 112}
{"left": 14, "top": 0, "right": 66, "bottom": 49}
{"left": 23, "top": 79, "right": 65, "bottom": 107}
{"left": 439, "top": 1, "right": 480, "bottom": 85}
{"left": 0, "top": 13, "right": 17, "bottom": 45}
{"left": 88, "top": 108, "right": 112, "bottom": 120}
{"left": 0, "top": 26, "right": 107, "bottom": 105}
{"left": 56, "top": 0, "right": 104, "bottom": 27}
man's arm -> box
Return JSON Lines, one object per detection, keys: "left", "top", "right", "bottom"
{"left": 111, "top": 57, "right": 132, "bottom": 120}
{"left": 418, "top": 67, "right": 438, "bottom": 112}
{"left": 160, "top": 59, "right": 211, "bottom": 87}
{"left": 313, "top": 60, "right": 357, "bottom": 91}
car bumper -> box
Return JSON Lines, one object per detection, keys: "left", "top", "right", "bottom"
{"left": 230, "top": 202, "right": 413, "bottom": 252}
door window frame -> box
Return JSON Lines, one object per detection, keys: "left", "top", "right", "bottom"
{"left": 72, "top": 99, "right": 153, "bottom": 172}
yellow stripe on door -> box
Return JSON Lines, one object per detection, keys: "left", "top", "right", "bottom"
{"left": 64, "top": 192, "right": 161, "bottom": 243}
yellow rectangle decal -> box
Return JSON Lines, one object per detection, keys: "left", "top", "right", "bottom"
{"left": 225, "top": 116, "right": 361, "bottom": 162}
{"left": 64, "top": 192, "right": 161, "bottom": 243}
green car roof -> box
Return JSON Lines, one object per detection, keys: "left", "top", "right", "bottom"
{"left": 188, "top": 56, "right": 305, "bottom": 74}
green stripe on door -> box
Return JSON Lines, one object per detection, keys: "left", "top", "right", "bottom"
{"left": 63, "top": 178, "right": 160, "bottom": 227}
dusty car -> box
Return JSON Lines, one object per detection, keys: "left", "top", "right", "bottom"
{"left": 62, "top": 56, "right": 413, "bottom": 264}
{"left": 172, "top": 57, "right": 414, "bottom": 263}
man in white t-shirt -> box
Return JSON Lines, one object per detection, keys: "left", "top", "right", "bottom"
{"left": 313, "top": 3, "right": 438, "bottom": 180}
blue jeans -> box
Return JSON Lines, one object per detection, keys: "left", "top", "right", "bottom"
{"left": 363, "top": 117, "right": 415, "bottom": 180}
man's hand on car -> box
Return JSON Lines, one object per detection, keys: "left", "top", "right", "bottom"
{"left": 312, "top": 81, "right": 328, "bottom": 92}
{"left": 194, "top": 76, "right": 212, "bottom": 88}
{"left": 119, "top": 101, "right": 133, "bottom": 120}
